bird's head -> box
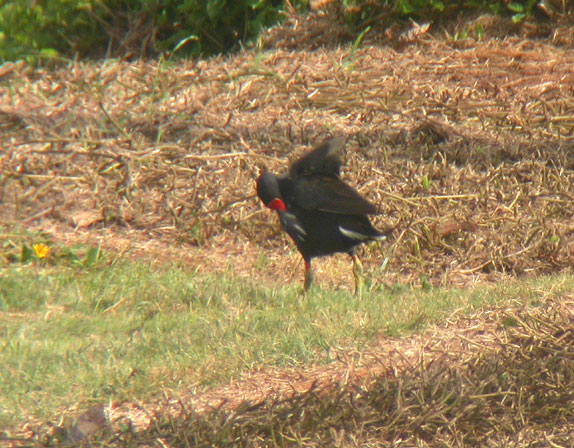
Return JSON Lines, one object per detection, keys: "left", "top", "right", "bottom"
{"left": 256, "top": 172, "right": 286, "bottom": 211}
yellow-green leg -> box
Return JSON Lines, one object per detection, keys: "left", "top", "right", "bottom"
{"left": 352, "top": 254, "right": 364, "bottom": 296}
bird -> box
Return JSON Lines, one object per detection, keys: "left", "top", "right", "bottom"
{"left": 256, "top": 138, "right": 389, "bottom": 293}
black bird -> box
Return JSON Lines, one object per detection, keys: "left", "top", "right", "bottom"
{"left": 256, "top": 138, "right": 388, "bottom": 293}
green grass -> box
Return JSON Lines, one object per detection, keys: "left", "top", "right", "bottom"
{"left": 1, "top": 251, "right": 572, "bottom": 432}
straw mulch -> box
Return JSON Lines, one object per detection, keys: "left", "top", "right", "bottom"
{"left": 2, "top": 14, "right": 574, "bottom": 289}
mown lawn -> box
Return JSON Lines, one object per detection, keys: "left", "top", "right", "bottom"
{"left": 2, "top": 238, "right": 573, "bottom": 434}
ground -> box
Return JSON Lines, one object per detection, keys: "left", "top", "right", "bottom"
{"left": 2, "top": 14, "right": 574, "bottom": 288}
{"left": 1, "top": 9, "right": 574, "bottom": 446}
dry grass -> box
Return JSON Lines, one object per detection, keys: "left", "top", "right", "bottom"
{"left": 2, "top": 14, "right": 574, "bottom": 290}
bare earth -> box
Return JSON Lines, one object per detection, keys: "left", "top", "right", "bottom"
{"left": 2, "top": 10, "right": 574, "bottom": 445}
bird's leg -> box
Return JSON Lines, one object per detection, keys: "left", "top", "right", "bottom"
{"left": 352, "top": 254, "right": 364, "bottom": 296}
{"left": 303, "top": 259, "right": 313, "bottom": 292}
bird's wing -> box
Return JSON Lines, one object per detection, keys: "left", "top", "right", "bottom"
{"left": 293, "top": 176, "right": 378, "bottom": 215}
{"left": 289, "top": 138, "right": 344, "bottom": 178}
{"left": 278, "top": 210, "right": 307, "bottom": 244}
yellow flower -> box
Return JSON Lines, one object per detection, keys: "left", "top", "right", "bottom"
{"left": 32, "top": 243, "right": 50, "bottom": 259}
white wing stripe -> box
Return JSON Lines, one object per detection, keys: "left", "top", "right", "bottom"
{"left": 338, "top": 226, "right": 387, "bottom": 242}
{"left": 339, "top": 226, "right": 369, "bottom": 241}
{"left": 293, "top": 223, "right": 307, "bottom": 236}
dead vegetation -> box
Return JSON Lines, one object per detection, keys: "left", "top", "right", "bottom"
{"left": 2, "top": 14, "right": 574, "bottom": 289}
